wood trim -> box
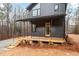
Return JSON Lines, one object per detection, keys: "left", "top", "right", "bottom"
{"left": 45, "top": 22, "right": 51, "bottom": 36}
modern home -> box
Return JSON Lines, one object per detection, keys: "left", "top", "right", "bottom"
{"left": 16, "top": 3, "right": 67, "bottom": 41}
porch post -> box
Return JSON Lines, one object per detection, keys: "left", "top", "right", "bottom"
{"left": 63, "top": 17, "right": 65, "bottom": 38}
{"left": 50, "top": 19, "right": 52, "bottom": 38}
{"left": 24, "top": 21, "right": 25, "bottom": 37}
{"left": 30, "top": 21, "right": 32, "bottom": 38}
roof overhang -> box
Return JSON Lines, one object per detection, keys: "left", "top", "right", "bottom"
{"left": 26, "top": 3, "right": 37, "bottom": 10}
{"left": 16, "top": 14, "right": 66, "bottom": 22}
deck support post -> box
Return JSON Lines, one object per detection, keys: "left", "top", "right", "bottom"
{"left": 48, "top": 42, "right": 54, "bottom": 45}
{"left": 39, "top": 41, "right": 44, "bottom": 46}
{"left": 29, "top": 41, "right": 34, "bottom": 45}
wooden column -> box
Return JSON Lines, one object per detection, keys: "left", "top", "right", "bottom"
{"left": 50, "top": 18, "right": 52, "bottom": 38}
{"left": 30, "top": 21, "right": 32, "bottom": 38}
{"left": 23, "top": 21, "right": 25, "bottom": 37}
{"left": 63, "top": 17, "right": 65, "bottom": 38}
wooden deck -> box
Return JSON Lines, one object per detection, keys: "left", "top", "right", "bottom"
{"left": 16, "top": 36, "right": 66, "bottom": 44}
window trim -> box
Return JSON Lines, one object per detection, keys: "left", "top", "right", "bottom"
{"left": 54, "top": 4, "right": 59, "bottom": 11}
{"left": 32, "top": 24, "right": 36, "bottom": 32}
{"left": 37, "top": 9, "right": 40, "bottom": 16}
{"left": 32, "top": 9, "right": 38, "bottom": 16}
{"left": 32, "top": 8, "right": 40, "bottom": 16}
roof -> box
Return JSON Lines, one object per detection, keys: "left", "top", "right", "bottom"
{"left": 16, "top": 14, "right": 66, "bottom": 22}
{"left": 26, "top": 3, "right": 37, "bottom": 10}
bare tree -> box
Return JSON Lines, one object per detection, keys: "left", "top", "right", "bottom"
{"left": 2, "top": 3, "right": 12, "bottom": 38}
{"left": 74, "top": 5, "right": 79, "bottom": 33}
{"left": 0, "top": 4, "right": 6, "bottom": 39}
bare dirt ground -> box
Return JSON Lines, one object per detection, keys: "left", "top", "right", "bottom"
{"left": 0, "top": 34, "right": 79, "bottom": 56}
{"left": 67, "top": 34, "right": 79, "bottom": 44}
{"left": 0, "top": 44, "right": 79, "bottom": 56}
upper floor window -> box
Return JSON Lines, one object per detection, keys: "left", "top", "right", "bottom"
{"left": 33, "top": 10, "right": 38, "bottom": 16}
{"left": 32, "top": 3, "right": 40, "bottom": 16}
{"left": 32, "top": 8, "right": 40, "bottom": 16}
{"left": 54, "top": 4, "right": 59, "bottom": 11}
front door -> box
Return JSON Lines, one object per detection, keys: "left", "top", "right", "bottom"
{"left": 45, "top": 22, "right": 51, "bottom": 36}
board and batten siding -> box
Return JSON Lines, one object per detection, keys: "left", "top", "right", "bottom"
{"left": 27, "top": 3, "right": 66, "bottom": 18}
{"left": 31, "top": 26, "right": 64, "bottom": 37}
{"left": 31, "top": 27, "right": 45, "bottom": 36}
{"left": 40, "top": 3, "right": 66, "bottom": 16}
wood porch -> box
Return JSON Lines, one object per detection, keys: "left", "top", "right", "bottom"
{"left": 14, "top": 14, "right": 66, "bottom": 46}
{"left": 15, "top": 36, "right": 66, "bottom": 46}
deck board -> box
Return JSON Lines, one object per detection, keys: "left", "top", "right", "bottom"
{"left": 16, "top": 36, "right": 66, "bottom": 43}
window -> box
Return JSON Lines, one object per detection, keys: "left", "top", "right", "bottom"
{"left": 32, "top": 24, "right": 36, "bottom": 32}
{"left": 54, "top": 4, "right": 59, "bottom": 11}
{"left": 33, "top": 10, "right": 38, "bottom": 16}
{"left": 32, "top": 9, "right": 40, "bottom": 16}
{"left": 38, "top": 9, "right": 40, "bottom": 16}
{"left": 32, "top": 3, "right": 40, "bottom": 16}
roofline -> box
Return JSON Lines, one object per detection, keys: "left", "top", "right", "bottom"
{"left": 26, "top": 3, "right": 37, "bottom": 10}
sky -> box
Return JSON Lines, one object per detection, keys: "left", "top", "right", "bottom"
{"left": 7, "top": 3, "right": 30, "bottom": 22}
{"left": 12, "top": 3, "right": 30, "bottom": 9}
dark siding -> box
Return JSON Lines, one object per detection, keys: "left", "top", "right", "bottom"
{"left": 41, "top": 3, "right": 66, "bottom": 16}
{"left": 31, "top": 26, "right": 64, "bottom": 37}
{"left": 27, "top": 3, "right": 66, "bottom": 18}
{"left": 51, "top": 26, "right": 64, "bottom": 37}
{"left": 40, "top": 3, "right": 55, "bottom": 16}
{"left": 31, "top": 27, "right": 45, "bottom": 36}
{"left": 51, "top": 17, "right": 65, "bottom": 37}
{"left": 30, "top": 17, "right": 64, "bottom": 37}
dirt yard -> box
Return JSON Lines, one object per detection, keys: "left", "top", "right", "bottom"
{"left": 67, "top": 34, "right": 79, "bottom": 44}
{"left": 0, "top": 44, "right": 79, "bottom": 56}
{"left": 0, "top": 34, "right": 79, "bottom": 56}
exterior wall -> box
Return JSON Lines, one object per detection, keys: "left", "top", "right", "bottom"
{"left": 31, "top": 27, "right": 45, "bottom": 36}
{"left": 26, "top": 3, "right": 66, "bottom": 37}
{"left": 40, "top": 3, "right": 66, "bottom": 16}
{"left": 31, "top": 26, "right": 64, "bottom": 37}
{"left": 31, "top": 17, "right": 64, "bottom": 38}
{"left": 27, "top": 3, "right": 66, "bottom": 18}
{"left": 51, "top": 26, "right": 64, "bottom": 37}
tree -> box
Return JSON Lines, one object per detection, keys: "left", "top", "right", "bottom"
{"left": 74, "top": 4, "right": 79, "bottom": 33}
{"left": 66, "top": 3, "right": 79, "bottom": 34}
{"left": 66, "top": 4, "right": 71, "bottom": 34}
{"left": 0, "top": 4, "right": 6, "bottom": 38}
{"left": 3, "top": 3, "right": 12, "bottom": 37}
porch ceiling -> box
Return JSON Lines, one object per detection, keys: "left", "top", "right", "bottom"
{"left": 16, "top": 14, "right": 66, "bottom": 22}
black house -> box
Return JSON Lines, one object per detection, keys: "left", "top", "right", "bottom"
{"left": 17, "top": 3, "right": 67, "bottom": 39}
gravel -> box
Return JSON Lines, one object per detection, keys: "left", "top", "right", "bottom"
{"left": 0, "top": 38, "right": 16, "bottom": 51}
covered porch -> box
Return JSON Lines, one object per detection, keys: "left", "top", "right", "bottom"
{"left": 30, "top": 15, "right": 65, "bottom": 38}
{"left": 15, "top": 14, "right": 66, "bottom": 44}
